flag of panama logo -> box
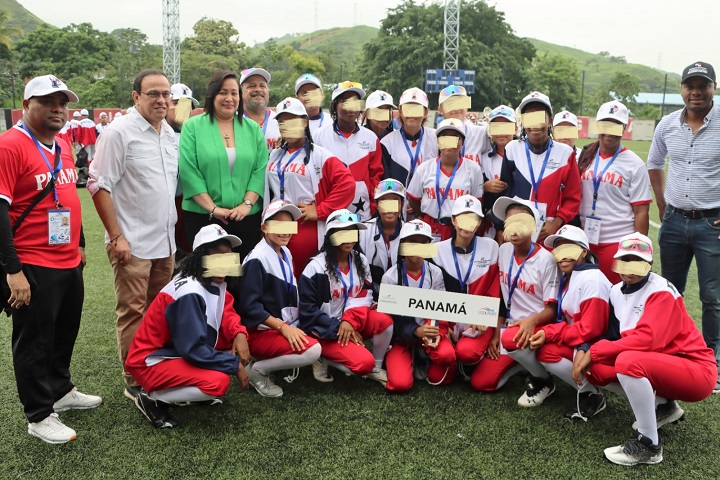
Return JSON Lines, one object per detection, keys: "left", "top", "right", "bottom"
{"left": 282, "top": 100, "right": 291, "bottom": 110}
{"left": 609, "top": 104, "right": 619, "bottom": 114}
{"left": 465, "top": 198, "right": 474, "bottom": 208}
{"left": 50, "top": 77, "right": 62, "bottom": 88}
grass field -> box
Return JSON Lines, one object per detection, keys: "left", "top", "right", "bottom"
{"left": 1, "top": 159, "right": 718, "bottom": 479}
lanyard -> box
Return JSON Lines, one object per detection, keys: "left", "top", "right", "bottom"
{"left": 461, "top": 125, "right": 466, "bottom": 158}
{"left": 318, "top": 112, "right": 324, "bottom": 128}
{"left": 557, "top": 273, "right": 568, "bottom": 322}
{"left": 402, "top": 127, "right": 424, "bottom": 180}
{"left": 275, "top": 148, "right": 303, "bottom": 199}
{"left": 378, "top": 223, "right": 392, "bottom": 268}
{"left": 21, "top": 121, "right": 62, "bottom": 207}
{"left": 245, "top": 109, "right": 270, "bottom": 136}
{"left": 524, "top": 140, "right": 552, "bottom": 209}
{"left": 402, "top": 260, "right": 426, "bottom": 288}
{"left": 435, "top": 156, "right": 460, "bottom": 220}
{"left": 591, "top": 145, "right": 622, "bottom": 214}
{"left": 335, "top": 255, "right": 354, "bottom": 313}
{"left": 452, "top": 237, "right": 477, "bottom": 293}
{"left": 506, "top": 243, "right": 536, "bottom": 320}
{"left": 277, "top": 249, "right": 295, "bottom": 299}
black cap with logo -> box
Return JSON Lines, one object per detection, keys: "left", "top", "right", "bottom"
{"left": 681, "top": 61, "right": 716, "bottom": 83}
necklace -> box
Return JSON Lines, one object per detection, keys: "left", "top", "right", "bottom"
{"left": 223, "top": 133, "right": 230, "bottom": 146}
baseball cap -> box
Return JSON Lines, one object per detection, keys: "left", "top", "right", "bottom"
{"left": 492, "top": 196, "right": 539, "bottom": 222}
{"left": 543, "top": 225, "right": 589, "bottom": 250}
{"left": 80, "top": 108, "right": 89, "bottom": 116}
{"left": 613, "top": 232, "right": 653, "bottom": 263}
{"left": 596, "top": 101, "right": 629, "bottom": 125}
{"left": 114, "top": 112, "right": 122, "bottom": 119}
{"left": 681, "top": 61, "right": 716, "bottom": 84}
{"left": 399, "top": 87, "right": 429, "bottom": 108}
{"left": 399, "top": 220, "right": 433, "bottom": 242}
{"left": 275, "top": 97, "right": 307, "bottom": 117}
{"left": 262, "top": 199, "right": 302, "bottom": 224}
{"left": 171, "top": 83, "right": 199, "bottom": 106}
{"left": 366, "top": 90, "right": 396, "bottom": 109}
{"left": 192, "top": 224, "right": 242, "bottom": 251}
{"left": 438, "top": 85, "right": 467, "bottom": 106}
{"left": 331, "top": 81, "right": 365, "bottom": 101}
{"left": 240, "top": 67, "right": 271, "bottom": 86}
{"left": 518, "top": 91, "right": 552, "bottom": 115}
{"left": 451, "top": 194, "right": 484, "bottom": 218}
{"left": 374, "top": 178, "right": 406, "bottom": 200}
{"left": 99, "top": 112, "right": 108, "bottom": 118}
{"left": 325, "top": 209, "right": 368, "bottom": 231}
{"left": 72, "top": 111, "right": 81, "bottom": 118}
{"left": 24, "top": 74, "right": 79, "bottom": 103}
{"left": 488, "top": 105, "right": 517, "bottom": 123}
{"left": 553, "top": 110, "right": 578, "bottom": 127}
{"left": 436, "top": 118, "right": 466, "bottom": 137}
{"left": 294, "top": 73, "right": 322, "bottom": 94}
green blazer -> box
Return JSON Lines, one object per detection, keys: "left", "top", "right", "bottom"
{"left": 179, "top": 113, "right": 268, "bottom": 215}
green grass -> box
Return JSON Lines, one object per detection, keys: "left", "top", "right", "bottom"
{"left": 0, "top": 188, "right": 716, "bottom": 479}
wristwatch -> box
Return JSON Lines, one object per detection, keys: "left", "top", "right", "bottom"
{"left": 243, "top": 199, "right": 254, "bottom": 207}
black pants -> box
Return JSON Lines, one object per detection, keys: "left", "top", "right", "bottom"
{"left": 183, "top": 210, "right": 262, "bottom": 262}
{"left": 11, "top": 262, "right": 84, "bottom": 423}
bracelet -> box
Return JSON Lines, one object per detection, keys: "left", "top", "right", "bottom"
{"left": 209, "top": 205, "right": 217, "bottom": 220}
{"left": 277, "top": 322, "right": 285, "bottom": 332}
{"left": 109, "top": 233, "right": 122, "bottom": 244}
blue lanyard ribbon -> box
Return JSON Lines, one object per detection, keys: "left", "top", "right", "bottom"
{"left": 245, "top": 109, "right": 270, "bottom": 136}
{"left": 507, "top": 243, "right": 536, "bottom": 320}
{"left": 277, "top": 249, "right": 295, "bottom": 299}
{"left": 524, "top": 140, "right": 552, "bottom": 210}
{"left": 557, "top": 273, "right": 568, "bottom": 322}
{"left": 318, "top": 112, "right": 324, "bottom": 128}
{"left": 335, "top": 254, "right": 354, "bottom": 313}
{"left": 21, "top": 121, "right": 61, "bottom": 206}
{"left": 435, "top": 156, "right": 460, "bottom": 220}
{"left": 275, "top": 148, "right": 303, "bottom": 200}
{"left": 402, "top": 259, "right": 426, "bottom": 288}
{"left": 591, "top": 145, "right": 622, "bottom": 214}
{"left": 402, "top": 127, "right": 424, "bottom": 181}
{"left": 452, "top": 237, "right": 477, "bottom": 293}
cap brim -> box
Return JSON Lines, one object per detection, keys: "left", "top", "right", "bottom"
{"left": 327, "top": 221, "right": 368, "bottom": 232}
{"left": 374, "top": 190, "right": 406, "bottom": 200}
{"left": 519, "top": 98, "right": 552, "bottom": 114}
{"left": 295, "top": 79, "right": 322, "bottom": 93}
{"left": 452, "top": 208, "right": 484, "bottom": 218}
{"left": 264, "top": 204, "right": 302, "bottom": 223}
{"left": 492, "top": 196, "right": 538, "bottom": 222}
{"left": 613, "top": 250, "right": 653, "bottom": 262}
{"left": 436, "top": 126, "right": 466, "bottom": 137}
{"left": 332, "top": 87, "right": 366, "bottom": 101}
{"left": 241, "top": 69, "right": 271, "bottom": 84}
{"left": 28, "top": 89, "right": 79, "bottom": 103}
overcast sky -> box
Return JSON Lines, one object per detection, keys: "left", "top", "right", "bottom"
{"left": 17, "top": 0, "right": 714, "bottom": 77}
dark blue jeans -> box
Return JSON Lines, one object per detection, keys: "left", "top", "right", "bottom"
{"left": 659, "top": 206, "right": 720, "bottom": 364}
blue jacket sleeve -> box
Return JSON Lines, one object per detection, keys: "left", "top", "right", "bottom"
{"left": 298, "top": 272, "right": 341, "bottom": 339}
{"left": 236, "top": 258, "right": 271, "bottom": 329}
{"left": 392, "top": 314, "right": 420, "bottom": 342}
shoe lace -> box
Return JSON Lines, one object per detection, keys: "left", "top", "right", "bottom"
{"left": 284, "top": 368, "right": 300, "bottom": 384}
{"left": 623, "top": 438, "right": 647, "bottom": 455}
{"left": 573, "top": 390, "right": 588, "bottom": 422}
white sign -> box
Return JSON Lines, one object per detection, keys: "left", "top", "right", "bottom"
{"left": 377, "top": 284, "right": 500, "bottom": 327}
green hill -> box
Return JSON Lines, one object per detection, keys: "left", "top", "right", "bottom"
{"left": 0, "top": 0, "right": 45, "bottom": 39}
{"left": 264, "top": 25, "right": 378, "bottom": 55}
{"left": 528, "top": 38, "right": 680, "bottom": 93}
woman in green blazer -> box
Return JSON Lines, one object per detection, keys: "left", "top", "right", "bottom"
{"left": 179, "top": 70, "right": 269, "bottom": 259}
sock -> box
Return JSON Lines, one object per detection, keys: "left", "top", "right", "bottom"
{"left": 618, "top": 373, "right": 659, "bottom": 445}
{"left": 542, "top": 358, "right": 600, "bottom": 394}
{"left": 149, "top": 386, "right": 216, "bottom": 404}
{"left": 325, "top": 359, "right": 352, "bottom": 375}
{"left": 600, "top": 381, "right": 626, "bottom": 395}
{"left": 655, "top": 395, "right": 668, "bottom": 408}
{"left": 372, "top": 325, "right": 393, "bottom": 369}
{"left": 253, "top": 343, "right": 322, "bottom": 375}
{"left": 508, "top": 348, "right": 549, "bottom": 379}
{"left": 496, "top": 363, "right": 526, "bottom": 390}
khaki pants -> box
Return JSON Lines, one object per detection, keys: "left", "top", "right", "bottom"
{"left": 107, "top": 248, "right": 174, "bottom": 386}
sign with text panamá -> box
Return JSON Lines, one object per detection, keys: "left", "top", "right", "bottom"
{"left": 377, "top": 284, "right": 499, "bottom": 327}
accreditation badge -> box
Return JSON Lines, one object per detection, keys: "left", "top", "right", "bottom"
{"left": 583, "top": 216, "right": 602, "bottom": 245}
{"left": 48, "top": 209, "right": 71, "bottom": 245}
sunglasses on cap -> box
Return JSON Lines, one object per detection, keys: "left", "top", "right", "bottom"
{"left": 299, "top": 73, "right": 320, "bottom": 82}
{"left": 337, "top": 81, "right": 363, "bottom": 90}
{"left": 440, "top": 85, "right": 467, "bottom": 98}
{"left": 327, "top": 213, "right": 361, "bottom": 224}
{"left": 375, "top": 180, "right": 405, "bottom": 193}
{"left": 489, "top": 107, "right": 515, "bottom": 119}
{"left": 619, "top": 239, "right": 651, "bottom": 252}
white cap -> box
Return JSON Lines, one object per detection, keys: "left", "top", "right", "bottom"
{"left": 374, "top": 178, "right": 406, "bottom": 200}
{"left": 114, "top": 112, "right": 122, "bottom": 118}
{"left": 262, "top": 199, "right": 302, "bottom": 224}
{"left": 72, "top": 111, "right": 81, "bottom": 118}
{"left": 399, "top": 219, "right": 433, "bottom": 242}
{"left": 294, "top": 73, "right": 322, "bottom": 94}
{"left": 275, "top": 97, "right": 307, "bottom": 117}
{"left": 80, "top": 108, "right": 89, "bottom": 116}
{"left": 99, "top": 112, "right": 108, "bottom": 118}
{"left": 193, "top": 224, "right": 242, "bottom": 251}
{"left": 451, "top": 195, "right": 484, "bottom": 218}
{"left": 543, "top": 225, "right": 589, "bottom": 250}
{"left": 436, "top": 118, "right": 466, "bottom": 137}
{"left": 399, "top": 87, "right": 429, "bottom": 108}
{"left": 614, "top": 232, "right": 654, "bottom": 263}
{"left": 23, "top": 74, "right": 79, "bottom": 103}
{"left": 171, "top": 83, "right": 199, "bottom": 106}
{"left": 325, "top": 209, "right": 368, "bottom": 232}
{"left": 365, "top": 90, "right": 396, "bottom": 109}
{"left": 438, "top": 85, "right": 468, "bottom": 106}
{"left": 488, "top": 105, "right": 517, "bottom": 123}
{"left": 492, "top": 196, "right": 540, "bottom": 222}
{"left": 553, "top": 110, "right": 578, "bottom": 127}
{"left": 240, "top": 67, "right": 271, "bottom": 85}
{"left": 596, "top": 101, "right": 629, "bottom": 125}
{"left": 331, "top": 81, "right": 365, "bottom": 101}
{"left": 518, "top": 91, "right": 552, "bottom": 115}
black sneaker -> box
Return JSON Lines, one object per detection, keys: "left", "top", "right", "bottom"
{"left": 632, "top": 400, "right": 684, "bottom": 430}
{"left": 517, "top": 375, "right": 555, "bottom": 408}
{"left": 604, "top": 434, "right": 663, "bottom": 466}
{"left": 134, "top": 390, "right": 178, "bottom": 428}
{"left": 564, "top": 392, "right": 607, "bottom": 421}
{"left": 123, "top": 385, "right": 142, "bottom": 401}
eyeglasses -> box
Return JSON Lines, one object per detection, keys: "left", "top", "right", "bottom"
{"left": 337, "top": 81, "right": 363, "bottom": 90}
{"left": 439, "top": 85, "right": 466, "bottom": 99}
{"left": 375, "top": 180, "right": 405, "bottom": 193}
{"left": 141, "top": 91, "right": 172, "bottom": 100}
{"left": 327, "top": 213, "right": 361, "bottom": 224}
{"left": 489, "top": 107, "right": 515, "bottom": 119}
{"left": 619, "top": 239, "right": 652, "bottom": 252}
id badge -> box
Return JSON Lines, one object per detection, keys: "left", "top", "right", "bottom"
{"left": 431, "top": 233, "right": 442, "bottom": 244}
{"left": 281, "top": 306, "right": 299, "bottom": 324}
{"left": 584, "top": 216, "right": 602, "bottom": 245}
{"left": 48, "top": 209, "right": 71, "bottom": 245}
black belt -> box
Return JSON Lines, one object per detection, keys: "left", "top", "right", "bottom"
{"left": 669, "top": 205, "right": 720, "bottom": 219}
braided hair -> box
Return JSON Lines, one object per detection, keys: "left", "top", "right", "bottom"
{"left": 320, "top": 230, "right": 368, "bottom": 283}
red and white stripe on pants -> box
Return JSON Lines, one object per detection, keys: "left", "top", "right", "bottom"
{"left": 590, "top": 242, "right": 621, "bottom": 285}
{"left": 248, "top": 328, "right": 319, "bottom": 358}
{"left": 587, "top": 350, "right": 717, "bottom": 402}
{"left": 317, "top": 307, "right": 393, "bottom": 376}
{"left": 287, "top": 219, "right": 320, "bottom": 273}
{"left": 457, "top": 328, "right": 516, "bottom": 391}
{"left": 386, "top": 337, "right": 457, "bottom": 392}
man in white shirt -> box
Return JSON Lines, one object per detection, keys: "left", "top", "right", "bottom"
{"left": 88, "top": 69, "right": 179, "bottom": 407}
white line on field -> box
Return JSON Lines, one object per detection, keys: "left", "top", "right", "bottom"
{"left": 650, "top": 220, "right": 661, "bottom": 229}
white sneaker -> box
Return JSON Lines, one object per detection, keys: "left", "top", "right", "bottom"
{"left": 247, "top": 363, "right": 284, "bottom": 398}
{"left": 604, "top": 434, "right": 663, "bottom": 466}
{"left": 517, "top": 377, "right": 555, "bottom": 408}
{"left": 28, "top": 413, "right": 77, "bottom": 444}
{"left": 53, "top": 387, "right": 103, "bottom": 413}
{"left": 312, "top": 359, "right": 334, "bottom": 383}
{"left": 365, "top": 367, "right": 388, "bottom": 386}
